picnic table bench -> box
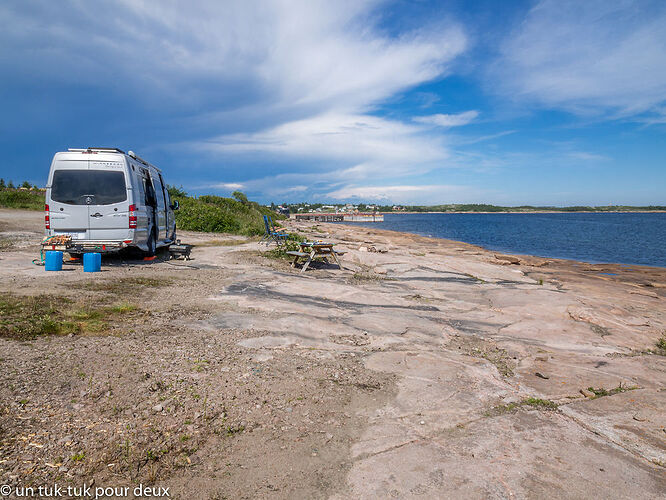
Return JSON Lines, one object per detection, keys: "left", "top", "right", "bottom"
{"left": 287, "top": 241, "right": 345, "bottom": 273}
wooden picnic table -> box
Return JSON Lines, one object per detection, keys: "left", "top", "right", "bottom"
{"left": 286, "top": 241, "right": 345, "bottom": 273}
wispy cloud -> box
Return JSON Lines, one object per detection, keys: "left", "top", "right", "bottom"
{"left": 325, "top": 184, "right": 486, "bottom": 204}
{"left": 494, "top": 0, "right": 666, "bottom": 117}
{"left": 456, "top": 130, "right": 516, "bottom": 145}
{"left": 0, "top": 1, "right": 465, "bottom": 119}
{"left": 197, "top": 113, "right": 448, "bottom": 171}
{"left": 413, "top": 110, "right": 479, "bottom": 127}
{"left": 211, "top": 183, "right": 245, "bottom": 190}
{"left": 567, "top": 152, "right": 609, "bottom": 162}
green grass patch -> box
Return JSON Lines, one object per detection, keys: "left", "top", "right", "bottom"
{"left": 522, "top": 397, "right": 558, "bottom": 409}
{"left": 109, "top": 302, "right": 138, "bottom": 314}
{"left": 0, "top": 188, "right": 45, "bottom": 210}
{"left": 655, "top": 336, "right": 666, "bottom": 354}
{"left": 0, "top": 293, "right": 142, "bottom": 340}
{"left": 485, "top": 397, "right": 558, "bottom": 417}
{"left": 263, "top": 233, "right": 308, "bottom": 261}
{"left": 586, "top": 383, "right": 638, "bottom": 399}
{"left": 0, "top": 237, "right": 14, "bottom": 251}
{"left": 264, "top": 240, "right": 302, "bottom": 260}
{"left": 75, "top": 276, "right": 171, "bottom": 294}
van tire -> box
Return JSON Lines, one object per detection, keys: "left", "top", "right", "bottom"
{"left": 146, "top": 229, "right": 156, "bottom": 257}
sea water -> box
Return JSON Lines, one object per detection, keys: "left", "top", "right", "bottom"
{"left": 340, "top": 212, "right": 666, "bottom": 268}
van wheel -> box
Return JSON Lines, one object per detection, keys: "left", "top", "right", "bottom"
{"left": 146, "top": 229, "right": 156, "bottom": 257}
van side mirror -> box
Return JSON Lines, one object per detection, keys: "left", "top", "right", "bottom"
{"left": 171, "top": 200, "right": 179, "bottom": 210}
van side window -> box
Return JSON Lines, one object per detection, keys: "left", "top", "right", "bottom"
{"left": 143, "top": 178, "right": 156, "bottom": 207}
{"left": 151, "top": 172, "right": 166, "bottom": 211}
{"left": 158, "top": 174, "right": 168, "bottom": 210}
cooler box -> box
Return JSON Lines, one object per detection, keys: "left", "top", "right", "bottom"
{"left": 44, "top": 251, "right": 63, "bottom": 271}
{"left": 83, "top": 253, "right": 102, "bottom": 273}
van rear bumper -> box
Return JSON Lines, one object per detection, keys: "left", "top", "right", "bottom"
{"left": 42, "top": 239, "right": 132, "bottom": 253}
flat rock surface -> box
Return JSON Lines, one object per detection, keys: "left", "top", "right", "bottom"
{"left": 0, "top": 209, "right": 664, "bottom": 498}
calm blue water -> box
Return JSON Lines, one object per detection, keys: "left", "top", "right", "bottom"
{"left": 341, "top": 213, "right": 666, "bottom": 268}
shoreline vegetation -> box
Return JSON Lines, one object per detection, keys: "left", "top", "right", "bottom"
{"left": 283, "top": 201, "right": 666, "bottom": 214}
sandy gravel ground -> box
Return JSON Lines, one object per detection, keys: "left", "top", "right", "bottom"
{"left": 0, "top": 208, "right": 664, "bottom": 499}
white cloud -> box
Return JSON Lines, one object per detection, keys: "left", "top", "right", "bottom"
{"left": 567, "top": 152, "right": 608, "bottom": 162}
{"left": 0, "top": 1, "right": 465, "bottom": 117}
{"left": 325, "top": 184, "right": 485, "bottom": 204}
{"left": 413, "top": 110, "right": 479, "bottom": 127}
{"left": 197, "top": 112, "right": 450, "bottom": 181}
{"left": 212, "top": 183, "right": 245, "bottom": 190}
{"left": 495, "top": 0, "right": 666, "bottom": 117}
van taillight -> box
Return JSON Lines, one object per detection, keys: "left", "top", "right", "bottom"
{"left": 45, "top": 204, "right": 50, "bottom": 229}
{"left": 129, "top": 204, "right": 137, "bottom": 228}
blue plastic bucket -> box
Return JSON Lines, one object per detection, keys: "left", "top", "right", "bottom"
{"left": 44, "top": 251, "right": 63, "bottom": 271}
{"left": 83, "top": 253, "right": 101, "bottom": 273}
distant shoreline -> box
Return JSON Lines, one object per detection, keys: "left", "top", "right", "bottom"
{"left": 376, "top": 210, "right": 666, "bottom": 214}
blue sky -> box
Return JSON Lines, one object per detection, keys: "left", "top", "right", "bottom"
{"left": 1, "top": 0, "right": 664, "bottom": 205}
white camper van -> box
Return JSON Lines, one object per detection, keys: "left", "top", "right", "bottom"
{"left": 45, "top": 147, "right": 178, "bottom": 256}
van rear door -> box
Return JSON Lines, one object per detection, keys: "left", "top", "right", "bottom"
{"left": 49, "top": 159, "right": 91, "bottom": 239}
{"left": 87, "top": 158, "right": 130, "bottom": 241}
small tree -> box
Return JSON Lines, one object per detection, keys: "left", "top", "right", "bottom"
{"left": 7, "top": 180, "right": 14, "bottom": 189}
{"left": 0, "top": 179, "right": 5, "bottom": 188}
{"left": 232, "top": 191, "right": 248, "bottom": 205}
{"left": 21, "top": 180, "right": 31, "bottom": 189}
{"left": 167, "top": 184, "right": 187, "bottom": 198}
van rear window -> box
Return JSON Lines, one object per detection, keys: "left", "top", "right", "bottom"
{"left": 51, "top": 170, "right": 127, "bottom": 205}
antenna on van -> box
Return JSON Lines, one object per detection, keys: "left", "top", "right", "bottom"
{"left": 128, "top": 151, "right": 151, "bottom": 166}
{"left": 88, "top": 147, "right": 126, "bottom": 153}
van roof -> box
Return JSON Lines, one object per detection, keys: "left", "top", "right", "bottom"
{"left": 68, "top": 147, "right": 126, "bottom": 154}
{"left": 59, "top": 148, "right": 162, "bottom": 173}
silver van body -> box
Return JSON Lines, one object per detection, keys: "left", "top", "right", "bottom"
{"left": 45, "top": 147, "right": 177, "bottom": 254}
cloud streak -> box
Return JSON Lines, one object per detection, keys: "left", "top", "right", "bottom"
{"left": 494, "top": 0, "right": 666, "bottom": 117}
{"left": 413, "top": 110, "right": 479, "bottom": 127}
{"left": 323, "top": 183, "right": 493, "bottom": 205}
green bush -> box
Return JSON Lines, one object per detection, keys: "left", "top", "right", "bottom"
{"left": 0, "top": 188, "right": 45, "bottom": 210}
{"left": 172, "top": 193, "right": 283, "bottom": 236}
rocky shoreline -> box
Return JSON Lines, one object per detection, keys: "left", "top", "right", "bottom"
{"left": 0, "top": 209, "right": 664, "bottom": 498}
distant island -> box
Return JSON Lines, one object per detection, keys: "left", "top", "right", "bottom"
{"left": 278, "top": 202, "right": 666, "bottom": 214}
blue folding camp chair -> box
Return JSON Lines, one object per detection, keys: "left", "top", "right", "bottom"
{"left": 262, "top": 215, "right": 288, "bottom": 246}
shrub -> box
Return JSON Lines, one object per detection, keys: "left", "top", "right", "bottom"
{"left": 0, "top": 187, "right": 45, "bottom": 210}
{"left": 173, "top": 194, "right": 282, "bottom": 236}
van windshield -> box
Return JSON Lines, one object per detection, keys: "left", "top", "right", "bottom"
{"left": 51, "top": 170, "right": 127, "bottom": 205}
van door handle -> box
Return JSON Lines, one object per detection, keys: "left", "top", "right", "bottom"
{"left": 90, "top": 213, "right": 103, "bottom": 218}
